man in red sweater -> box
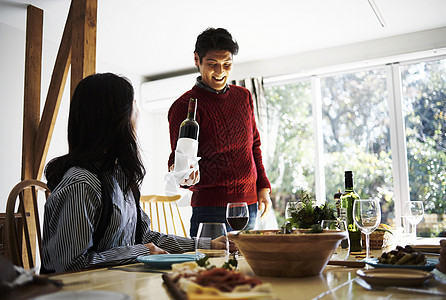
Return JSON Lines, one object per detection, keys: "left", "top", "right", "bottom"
{"left": 168, "top": 28, "right": 271, "bottom": 237}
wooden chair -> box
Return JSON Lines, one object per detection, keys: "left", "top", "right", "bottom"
{"left": 140, "top": 195, "right": 188, "bottom": 237}
{"left": 5, "top": 179, "right": 50, "bottom": 269}
{"left": 1, "top": 212, "right": 25, "bottom": 258}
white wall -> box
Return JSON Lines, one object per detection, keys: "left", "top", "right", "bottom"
{"left": 2, "top": 20, "right": 446, "bottom": 213}
{"left": 0, "top": 22, "right": 25, "bottom": 212}
{"left": 138, "top": 73, "right": 196, "bottom": 194}
{"left": 0, "top": 21, "right": 57, "bottom": 212}
{"left": 137, "top": 27, "right": 446, "bottom": 231}
{"left": 138, "top": 27, "right": 446, "bottom": 197}
{"left": 137, "top": 74, "right": 197, "bottom": 233}
{"left": 0, "top": 20, "right": 143, "bottom": 212}
{"left": 231, "top": 27, "right": 446, "bottom": 80}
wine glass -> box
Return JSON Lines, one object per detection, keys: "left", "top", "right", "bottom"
{"left": 321, "top": 220, "right": 350, "bottom": 261}
{"left": 195, "top": 223, "right": 229, "bottom": 267}
{"left": 353, "top": 199, "right": 381, "bottom": 260}
{"left": 405, "top": 201, "right": 424, "bottom": 241}
{"left": 226, "top": 202, "right": 249, "bottom": 232}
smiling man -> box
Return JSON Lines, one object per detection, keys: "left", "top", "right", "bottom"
{"left": 167, "top": 28, "right": 272, "bottom": 237}
{"left": 195, "top": 49, "right": 232, "bottom": 92}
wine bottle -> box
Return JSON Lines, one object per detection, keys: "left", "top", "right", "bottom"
{"left": 177, "top": 98, "right": 199, "bottom": 189}
{"left": 179, "top": 98, "right": 199, "bottom": 140}
{"left": 340, "top": 171, "right": 362, "bottom": 252}
{"left": 334, "top": 189, "right": 342, "bottom": 219}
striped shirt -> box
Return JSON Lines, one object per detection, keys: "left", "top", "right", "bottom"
{"left": 41, "top": 166, "right": 196, "bottom": 273}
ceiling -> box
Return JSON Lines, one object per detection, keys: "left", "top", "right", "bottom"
{"left": 1, "top": 0, "right": 446, "bottom": 79}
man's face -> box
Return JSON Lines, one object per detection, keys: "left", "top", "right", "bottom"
{"left": 195, "top": 49, "right": 233, "bottom": 91}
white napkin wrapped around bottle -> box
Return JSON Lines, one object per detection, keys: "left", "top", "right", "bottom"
{"left": 164, "top": 138, "right": 200, "bottom": 194}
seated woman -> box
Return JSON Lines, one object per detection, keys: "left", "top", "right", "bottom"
{"left": 41, "top": 73, "right": 225, "bottom": 273}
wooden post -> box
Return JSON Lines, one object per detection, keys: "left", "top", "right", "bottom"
{"left": 71, "top": 0, "right": 97, "bottom": 97}
{"left": 34, "top": 3, "right": 73, "bottom": 179}
{"left": 34, "top": 0, "right": 98, "bottom": 179}
{"left": 23, "top": 5, "right": 43, "bottom": 181}
{"left": 21, "top": 5, "right": 43, "bottom": 269}
{"left": 18, "top": 0, "right": 98, "bottom": 268}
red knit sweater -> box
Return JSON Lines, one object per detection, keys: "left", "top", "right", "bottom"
{"left": 168, "top": 84, "right": 271, "bottom": 207}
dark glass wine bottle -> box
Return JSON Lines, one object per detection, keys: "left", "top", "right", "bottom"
{"left": 179, "top": 98, "right": 199, "bottom": 140}
{"left": 340, "top": 171, "right": 362, "bottom": 252}
{"left": 178, "top": 98, "right": 199, "bottom": 189}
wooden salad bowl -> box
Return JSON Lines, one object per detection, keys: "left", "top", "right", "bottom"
{"left": 228, "top": 229, "right": 347, "bottom": 278}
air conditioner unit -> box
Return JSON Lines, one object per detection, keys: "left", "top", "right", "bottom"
{"left": 140, "top": 73, "right": 197, "bottom": 113}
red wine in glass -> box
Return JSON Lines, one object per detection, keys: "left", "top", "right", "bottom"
{"left": 227, "top": 216, "right": 249, "bottom": 230}
{"left": 226, "top": 202, "right": 249, "bottom": 231}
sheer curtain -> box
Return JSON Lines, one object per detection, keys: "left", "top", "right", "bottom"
{"left": 231, "top": 77, "right": 268, "bottom": 164}
{"left": 231, "top": 77, "right": 278, "bottom": 229}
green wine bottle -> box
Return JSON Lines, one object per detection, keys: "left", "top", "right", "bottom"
{"left": 340, "top": 171, "right": 362, "bottom": 252}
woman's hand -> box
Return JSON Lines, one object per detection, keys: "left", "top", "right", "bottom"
{"left": 257, "top": 188, "right": 272, "bottom": 220}
{"left": 211, "top": 235, "right": 237, "bottom": 253}
{"left": 144, "top": 242, "right": 169, "bottom": 254}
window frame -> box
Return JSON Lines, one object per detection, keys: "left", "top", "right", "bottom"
{"left": 263, "top": 52, "right": 446, "bottom": 231}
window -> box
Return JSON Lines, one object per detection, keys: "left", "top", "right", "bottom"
{"left": 264, "top": 56, "right": 446, "bottom": 236}
{"left": 264, "top": 81, "right": 313, "bottom": 225}
{"left": 401, "top": 58, "right": 446, "bottom": 237}
{"left": 320, "top": 68, "right": 394, "bottom": 225}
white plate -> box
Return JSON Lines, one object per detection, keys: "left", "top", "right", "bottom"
{"left": 356, "top": 268, "right": 433, "bottom": 287}
{"left": 32, "top": 290, "right": 131, "bottom": 300}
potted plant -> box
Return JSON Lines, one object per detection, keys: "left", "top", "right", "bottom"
{"left": 282, "top": 189, "right": 336, "bottom": 233}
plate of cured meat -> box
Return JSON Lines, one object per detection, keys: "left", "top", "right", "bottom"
{"left": 162, "top": 262, "right": 276, "bottom": 300}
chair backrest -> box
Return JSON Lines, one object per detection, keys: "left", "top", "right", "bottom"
{"left": 5, "top": 179, "right": 50, "bottom": 269}
{"left": 140, "top": 195, "right": 187, "bottom": 237}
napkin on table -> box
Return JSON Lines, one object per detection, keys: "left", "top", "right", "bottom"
{"left": 0, "top": 255, "right": 62, "bottom": 299}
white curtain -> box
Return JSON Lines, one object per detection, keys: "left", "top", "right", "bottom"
{"left": 232, "top": 77, "right": 278, "bottom": 230}
{"left": 231, "top": 77, "right": 268, "bottom": 164}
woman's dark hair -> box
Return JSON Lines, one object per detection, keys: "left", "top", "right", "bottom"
{"left": 194, "top": 27, "right": 239, "bottom": 63}
{"left": 45, "top": 73, "right": 146, "bottom": 193}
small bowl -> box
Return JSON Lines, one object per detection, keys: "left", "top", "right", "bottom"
{"left": 228, "top": 229, "right": 347, "bottom": 277}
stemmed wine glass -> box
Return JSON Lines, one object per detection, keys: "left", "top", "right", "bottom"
{"left": 405, "top": 201, "right": 424, "bottom": 241}
{"left": 226, "top": 202, "right": 249, "bottom": 232}
{"left": 321, "top": 220, "right": 350, "bottom": 261}
{"left": 196, "top": 223, "right": 229, "bottom": 267}
{"left": 353, "top": 199, "right": 381, "bottom": 260}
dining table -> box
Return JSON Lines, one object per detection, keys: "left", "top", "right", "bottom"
{"left": 20, "top": 249, "right": 443, "bottom": 300}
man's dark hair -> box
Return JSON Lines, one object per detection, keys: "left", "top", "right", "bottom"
{"left": 194, "top": 27, "right": 239, "bottom": 63}
{"left": 45, "top": 72, "right": 146, "bottom": 194}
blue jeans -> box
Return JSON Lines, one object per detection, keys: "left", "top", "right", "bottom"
{"left": 190, "top": 203, "right": 258, "bottom": 237}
